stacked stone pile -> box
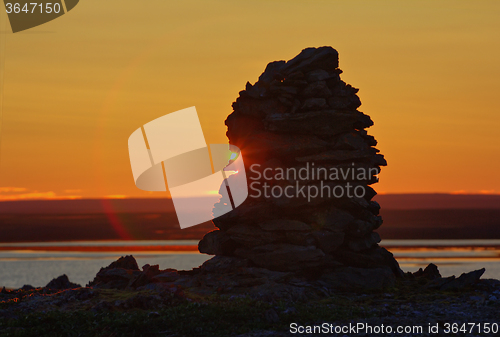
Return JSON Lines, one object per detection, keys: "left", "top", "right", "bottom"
{"left": 199, "top": 47, "right": 402, "bottom": 280}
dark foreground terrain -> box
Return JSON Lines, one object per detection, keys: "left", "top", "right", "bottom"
{"left": 2, "top": 284, "right": 500, "bottom": 337}
{"left": 1, "top": 256, "right": 499, "bottom": 337}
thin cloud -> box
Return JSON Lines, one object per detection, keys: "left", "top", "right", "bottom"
{"left": 104, "top": 195, "right": 127, "bottom": 199}
{"left": 479, "top": 190, "right": 498, "bottom": 195}
{"left": 451, "top": 190, "right": 499, "bottom": 195}
{"left": 0, "top": 187, "right": 28, "bottom": 193}
{"left": 0, "top": 188, "right": 82, "bottom": 201}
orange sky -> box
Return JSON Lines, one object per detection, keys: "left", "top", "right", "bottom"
{"left": 0, "top": 0, "right": 499, "bottom": 200}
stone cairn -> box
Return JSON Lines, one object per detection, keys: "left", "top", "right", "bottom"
{"left": 199, "top": 47, "right": 402, "bottom": 280}
{"left": 81, "top": 48, "right": 486, "bottom": 294}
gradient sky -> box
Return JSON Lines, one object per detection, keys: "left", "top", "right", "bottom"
{"left": 0, "top": 0, "right": 499, "bottom": 200}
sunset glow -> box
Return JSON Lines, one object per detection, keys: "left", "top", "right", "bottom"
{"left": 0, "top": 0, "right": 499, "bottom": 199}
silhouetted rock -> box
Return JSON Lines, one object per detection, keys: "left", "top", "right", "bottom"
{"left": 20, "top": 285, "right": 35, "bottom": 291}
{"left": 88, "top": 255, "right": 142, "bottom": 289}
{"left": 103, "top": 255, "right": 140, "bottom": 271}
{"left": 130, "top": 264, "right": 162, "bottom": 288}
{"left": 413, "top": 263, "right": 441, "bottom": 280}
{"left": 440, "top": 268, "right": 486, "bottom": 291}
{"left": 81, "top": 253, "right": 489, "bottom": 301}
{"left": 198, "top": 230, "right": 237, "bottom": 255}
{"left": 88, "top": 256, "right": 184, "bottom": 290}
{"left": 200, "top": 46, "right": 401, "bottom": 288}
{"left": 88, "top": 267, "right": 139, "bottom": 289}
{"left": 45, "top": 275, "right": 81, "bottom": 290}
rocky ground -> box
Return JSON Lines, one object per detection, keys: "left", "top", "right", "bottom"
{"left": 1, "top": 255, "right": 499, "bottom": 337}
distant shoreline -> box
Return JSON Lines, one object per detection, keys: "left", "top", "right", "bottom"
{"left": 2, "top": 209, "right": 500, "bottom": 242}
{"left": 0, "top": 195, "right": 499, "bottom": 243}
{"left": 1, "top": 194, "right": 500, "bottom": 214}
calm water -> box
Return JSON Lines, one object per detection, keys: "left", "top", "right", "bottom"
{"left": 1, "top": 240, "right": 499, "bottom": 289}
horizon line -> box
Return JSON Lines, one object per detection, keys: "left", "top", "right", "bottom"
{"left": 0, "top": 191, "right": 500, "bottom": 203}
